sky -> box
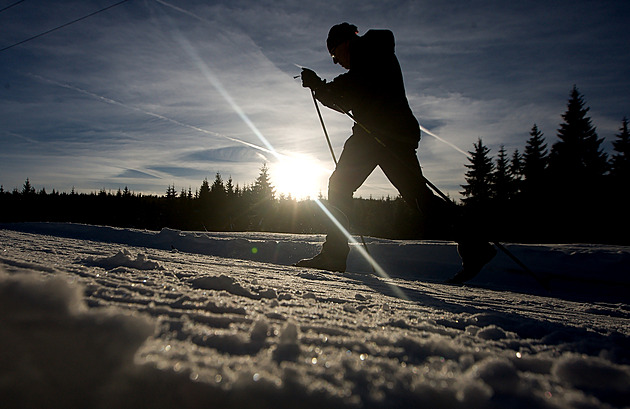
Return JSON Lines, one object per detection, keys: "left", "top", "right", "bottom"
{"left": 1, "top": 0, "right": 629, "bottom": 201}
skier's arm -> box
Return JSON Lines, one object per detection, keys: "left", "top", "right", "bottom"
{"left": 301, "top": 68, "right": 352, "bottom": 113}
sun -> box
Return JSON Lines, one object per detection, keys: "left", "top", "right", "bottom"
{"left": 270, "top": 154, "right": 330, "bottom": 200}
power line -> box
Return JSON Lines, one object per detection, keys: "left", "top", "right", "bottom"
{"left": 0, "top": 0, "right": 131, "bottom": 53}
{"left": 0, "top": 0, "right": 25, "bottom": 14}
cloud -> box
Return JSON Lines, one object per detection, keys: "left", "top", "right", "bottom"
{"left": 182, "top": 146, "right": 267, "bottom": 163}
{"left": 0, "top": 0, "right": 628, "bottom": 200}
{"left": 147, "top": 166, "right": 206, "bottom": 178}
{"left": 115, "top": 169, "right": 160, "bottom": 179}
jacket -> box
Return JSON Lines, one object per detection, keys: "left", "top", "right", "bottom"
{"left": 314, "top": 29, "right": 421, "bottom": 148}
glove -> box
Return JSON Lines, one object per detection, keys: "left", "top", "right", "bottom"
{"left": 301, "top": 68, "right": 324, "bottom": 90}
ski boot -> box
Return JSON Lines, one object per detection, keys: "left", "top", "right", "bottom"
{"left": 294, "top": 251, "right": 347, "bottom": 273}
{"left": 447, "top": 241, "right": 497, "bottom": 284}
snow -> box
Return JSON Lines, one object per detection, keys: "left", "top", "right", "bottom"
{"left": 1, "top": 222, "right": 629, "bottom": 409}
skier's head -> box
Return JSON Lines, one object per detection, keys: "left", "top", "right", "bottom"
{"left": 327, "top": 23, "right": 357, "bottom": 69}
{"left": 327, "top": 23, "right": 358, "bottom": 54}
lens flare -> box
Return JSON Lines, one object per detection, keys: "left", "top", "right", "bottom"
{"left": 313, "top": 200, "right": 409, "bottom": 300}
{"left": 270, "top": 153, "right": 329, "bottom": 200}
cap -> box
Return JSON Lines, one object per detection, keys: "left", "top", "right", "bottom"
{"left": 326, "top": 23, "right": 358, "bottom": 54}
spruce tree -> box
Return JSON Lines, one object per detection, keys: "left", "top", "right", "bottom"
{"left": 225, "top": 176, "right": 235, "bottom": 197}
{"left": 210, "top": 172, "right": 226, "bottom": 195}
{"left": 461, "top": 138, "right": 494, "bottom": 208}
{"left": 493, "top": 145, "right": 513, "bottom": 204}
{"left": 198, "top": 178, "right": 211, "bottom": 201}
{"left": 548, "top": 86, "right": 608, "bottom": 241}
{"left": 207, "top": 172, "right": 227, "bottom": 229}
{"left": 509, "top": 149, "right": 523, "bottom": 196}
{"left": 522, "top": 124, "right": 548, "bottom": 195}
{"left": 549, "top": 86, "right": 608, "bottom": 184}
{"left": 253, "top": 163, "right": 275, "bottom": 202}
{"left": 165, "top": 185, "right": 177, "bottom": 199}
{"left": 608, "top": 117, "right": 630, "bottom": 243}
{"left": 610, "top": 117, "right": 630, "bottom": 181}
{"left": 22, "top": 178, "right": 35, "bottom": 196}
{"left": 250, "top": 164, "right": 276, "bottom": 230}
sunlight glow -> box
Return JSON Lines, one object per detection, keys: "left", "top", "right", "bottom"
{"left": 157, "top": 11, "right": 408, "bottom": 299}
{"left": 270, "top": 154, "right": 329, "bottom": 200}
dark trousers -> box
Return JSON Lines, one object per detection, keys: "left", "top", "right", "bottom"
{"left": 321, "top": 133, "right": 454, "bottom": 259}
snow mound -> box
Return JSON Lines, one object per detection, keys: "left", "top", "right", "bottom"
{"left": 83, "top": 248, "right": 162, "bottom": 270}
{"left": 0, "top": 270, "right": 154, "bottom": 408}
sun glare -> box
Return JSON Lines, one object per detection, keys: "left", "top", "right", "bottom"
{"left": 271, "top": 154, "right": 330, "bottom": 200}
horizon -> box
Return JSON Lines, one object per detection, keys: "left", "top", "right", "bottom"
{"left": 1, "top": 0, "right": 629, "bottom": 201}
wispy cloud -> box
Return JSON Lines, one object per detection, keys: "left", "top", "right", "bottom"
{"left": 181, "top": 146, "right": 266, "bottom": 163}
{"left": 115, "top": 169, "right": 160, "bottom": 179}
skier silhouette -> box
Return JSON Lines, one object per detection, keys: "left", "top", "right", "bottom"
{"left": 295, "top": 23, "right": 496, "bottom": 283}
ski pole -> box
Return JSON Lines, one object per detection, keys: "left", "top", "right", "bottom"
{"left": 329, "top": 103, "right": 543, "bottom": 286}
{"left": 311, "top": 91, "right": 338, "bottom": 165}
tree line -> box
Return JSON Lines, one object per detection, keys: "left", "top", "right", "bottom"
{"left": 459, "top": 86, "right": 629, "bottom": 244}
{"left": 1, "top": 86, "right": 628, "bottom": 244}
{"left": 0, "top": 164, "right": 419, "bottom": 240}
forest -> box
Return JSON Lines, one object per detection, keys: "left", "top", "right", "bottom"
{"left": 2, "top": 86, "right": 629, "bottom": 244}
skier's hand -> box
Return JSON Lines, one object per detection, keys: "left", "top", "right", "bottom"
{"left": 301, "top": 68, "right": 324, "bottom": 90}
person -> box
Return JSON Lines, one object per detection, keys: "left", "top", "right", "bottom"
{"left": 295, "top": 23, "right": 496, "bottom": 283}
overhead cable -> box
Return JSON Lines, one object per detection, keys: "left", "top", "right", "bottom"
{"left": 0, "top": 0, "right": 131, "bottom": 53}
{"left": 0, "top": 0, "right": 26, "bottom": 14}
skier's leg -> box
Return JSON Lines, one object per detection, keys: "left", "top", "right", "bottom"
{"left": 295, "top": 135, "right": 377, "bottom": 271}
{"left": 377, "top": 144, "right": 495, "bottom": 282}
{"left": 377, "top": 145, "right": 454, "bottom": 239}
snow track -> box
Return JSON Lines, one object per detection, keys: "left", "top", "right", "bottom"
{"left": 1, "top": 223, "right": 629, "bottom": 408}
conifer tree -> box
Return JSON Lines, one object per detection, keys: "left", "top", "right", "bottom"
{"left": 509, "top": 149, "right": 523, "bottom": 195}
{"left": 510, "top": 149, "right": 523, "bottom": 179}
{"left": 461, "top": 138, "right": 494, "bottom": 208}
{"left": 493, "top": 145, "right": 513, "bottom": 203}
{"left": 210, "top": 172, "right": 226, "bottom": 195}
{"left": 166, "top": 185, "right": 177, "bottom": 199}
{"left": 22, "top": 178, "right": 35, "bottom": 196}
{"left": 206, "top": 172, "right": 227, "bottom": 229}
{"left": 198, "top": 178, "right": 211, "bottom": 201}
{"left": 253, "top": 163, "right": 275, "bottom": 202}
{"left": 522, "top": 124, "right": 548, "bottom": 195}
{"left": 225, "top": 176, "right": 235, "bottom": 197}
{"left": 547, "top": 86, "right": 608, "bottom": 240}
{"left": 610, "top": 117, "right": 630, "bottom": 181}
{"left": 549, "top": 86, "right": 608, "bottom": 184}
{"left": 249, "top": 164, "right": 276, "bottom": 230}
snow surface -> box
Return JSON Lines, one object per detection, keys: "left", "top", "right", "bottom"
{"left": 1, "top": 222, "right": 629, "bottom": 409}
